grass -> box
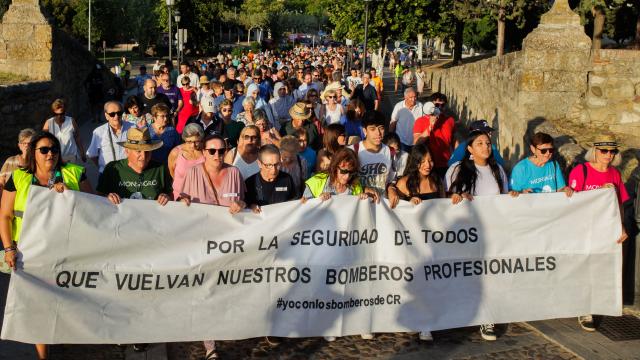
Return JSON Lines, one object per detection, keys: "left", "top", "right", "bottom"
{"left": 0, "top": 72, "right": 31, "bottom": 85}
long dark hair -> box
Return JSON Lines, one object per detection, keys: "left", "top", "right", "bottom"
{"left": 449, "top": 131, "right": 503, "bottom": 194}
{"left": 403, "top": 143, "right": 442, "bottom": 196}
{"left": 323, "top": 123, "right": 346, "bottom": 157}
{"left": 23, "top": 131, "right": 64, "bottom": 174}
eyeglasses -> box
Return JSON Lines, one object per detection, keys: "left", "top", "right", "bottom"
{"left": 243, "top": 135, "right": 259, "bottom": 141}
{"left": 536, "top": 147, "right": 555, "bottom": 155}
{"left": 327, "top": 96, "right": 336, "bottom": 100}
{"left": 206, "top": 148, "right": 226, "bottom": 155}
{"left": 184, "top": 140, "right": 201, "bottom": 145}
{"left": 338, "top": 168, "right": 356, "bottom": 176}
{"left": 261, "top": 162, "right": 281, "bottom": 169}
{"left": 106, "top": 111, "right": 124, "bottom": 117}
{"left": 36, "top": 146, "right": 60, "bottom": 155}
{"left": 598, "top": 148, "right": 619, "bottom": 155}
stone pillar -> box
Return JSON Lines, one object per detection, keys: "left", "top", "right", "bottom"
{"left": 495, "top": 0, "right": 592, "bottom": 165}
{"left": 0, "top": 0, "right": 52, "bottom": 80}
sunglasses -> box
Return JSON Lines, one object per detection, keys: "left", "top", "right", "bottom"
{"left": 338, "top": 168, "right": 356, "bottom": 176}
{"left": 598, "top": 148, "right": 619, "bottom": 155}
{"left": 206, "top": 148, "right": 226, "bottom": 155}
{"left": 536, "top": 147, "right": 555, "bottom": 155}
{"left": 106, "top": 111, "right": 124, "bottom": 117}
{"left": 36, "top": 146, "right": 60, "bottom": 155}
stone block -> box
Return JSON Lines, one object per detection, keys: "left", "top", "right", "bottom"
{"left": 543, "top": 71, "right": 586, "bottom": 92}
{"left": 6, "top": 42, "right": 50, "bottom": 61}
{"left": 0, "top": 42, "right": 6, "bottom": 60}
{"left": 589, "top": 74, "right": 607, "bottom": 87}
{"left": 588, "top": 107, "right": 616, "bottom": 125}
{"left": 604, "top": 79, "right": 635, "bottom": 99}
{"left": 2, "top": 24, "right": 34, "bottom": 41}
{"left": 586, "top": 94, "right": 607, "bottom": 108}
{"left": 29, "top": 61, "right": 51, "bottom": 80}
{"left": 34, "top": 24, "right": 52, "bottom": 44}
{"left": 2, "top": 4, "right": 48, "bottom": 25}
{"left": 520, "top": 71, "right": 545, "bottom": 91}
{"left": 522, "top": 50, "right": 589, "bottom": 72}
{"left": 619, "top": 111, "right": 640, "bottom": 124}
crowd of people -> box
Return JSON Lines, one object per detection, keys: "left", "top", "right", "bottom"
{"left": 0, "top": 45, "right": 630, "bottom": 359}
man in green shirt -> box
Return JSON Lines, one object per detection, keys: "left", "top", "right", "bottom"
{"left": 97, "top": 127, "right": 172, "bottom": 205}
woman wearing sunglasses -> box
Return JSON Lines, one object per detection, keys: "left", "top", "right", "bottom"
{"left": 567, "top": 134, "right": 628, "bottom": 332}
{"left": 177, "top": 135, "right": 246, "bottom": 215}
{"left": 0, "top": 131, "right": 92, "bottom": 360}
{"left": 509, "top": 132, "right": 572, "bottom": 196}
{"left": 302, "top": 147, "right": 377, "bottom": 203}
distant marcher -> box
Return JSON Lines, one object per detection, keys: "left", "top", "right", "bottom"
{"left": 43, "top": 98, "right": 86, "bottom": 164}
{"left": 0, "top": 128, "right": 35, "bottom": 194}
{"left": 390, "top": 87, "right": 423, "bottom": 153}
{"left": 148, "top": 103, "right": 180, "bottom": 164}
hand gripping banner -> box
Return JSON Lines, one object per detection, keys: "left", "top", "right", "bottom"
{"left": 1, "top": 187, "right": 622, "bottom": 343}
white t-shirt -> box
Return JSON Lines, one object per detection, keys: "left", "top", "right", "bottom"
{"left": 390, "top": 100, "right": 423, "bottom": 146}
{"left": 445, "top": 161, "right": 509, "bottom": 196}
{"left": 350, "top": 142, "right": 396, "bottom": 194}
{"left": 176, "top": 72, "right": 200, "bottom": 88}
{"left": 86, "top": 122, "right": 133, "bottom": 173}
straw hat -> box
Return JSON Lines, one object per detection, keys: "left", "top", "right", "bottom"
{"left": 592, "top": 134, "right": 618, "bottom": 150}
{"left": 199, "top": 75, "right": 210, "bottom": 85}
{"left": 288, "top": 102, "right": 312, "bottom": 120}
{"left": 118, "top": 127, "right": 163, "bottom": 151}
{"left": 321, "top": 81, "right": 344, "bottom": 101}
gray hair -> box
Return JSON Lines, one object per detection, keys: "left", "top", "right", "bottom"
{"left": 18, "top": 128, "right": 36, "bottom": 142}
{"left": 182, "top": 123, "right": 204, "bottom": 140}
{"left": 253, "top": 108, "right": 268, "bottom": 122}
{"left": 404, "top": 87, "right": 416, "bottom": 97}
{"left": 242, "top": 96, "right": 256, "bottom": 108}
{"left": 258, "top": 144, "right": 281, "bottom": 162}
{"left": 103, "top": 100, "right": 122, "bottom": 112}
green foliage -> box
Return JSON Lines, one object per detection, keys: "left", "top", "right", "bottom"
{"left": 464, "top": 14, "right": 497, "bottom": 50}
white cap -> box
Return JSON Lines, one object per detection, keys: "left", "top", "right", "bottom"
{"left": 422, "top": 101, "right": 437, "bottom": 115}
{"left": 201, "top": 96, "right": 215, "bottom": 114}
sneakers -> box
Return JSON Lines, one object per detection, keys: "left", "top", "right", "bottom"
{"left": 419, "top": 331, "right": 433, "bottom": 341}
{"left": 479, "top": 323, "right": 497, "bottom": 341}
{"left": 324, "top": 336, "right": 336, "bottom": 342}
{"left": 579, "top": 315, "right": 596, "bottom": 332}
{"left": 132, "top": 343, "right": 149, "bottom": 352}
{"left": 360, "top": 333, "right": 374, "bottom": 340}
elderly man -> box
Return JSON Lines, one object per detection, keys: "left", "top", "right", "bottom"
{"left": 245, "top": 144, "right": 298, "bottom": 213}
{"left": 224, "top": 125, "right": 261, "bottom": 180}
{"left": 294, "top": 72, "right": 319, "bottom": 101}
{"left": 390, "top": 87, "right": 423, "bottom": 153}
{"left": 140, "top": 79, "right": 171, "bottom": 116}
{"left": 97, "top": 127, "right": 172, "bottom": 205}
{"left": 86, "top": 101, "right": 134, "bottom": 174}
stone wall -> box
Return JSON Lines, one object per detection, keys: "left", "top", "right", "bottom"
{"left": 567, "top": 50, "right": 640, "bottom": 146}
{"left": 425, "top": 52, "right": 524, "bottom": 165}
{"left": 0, "top": 81, "right": 52, "bottom": 157}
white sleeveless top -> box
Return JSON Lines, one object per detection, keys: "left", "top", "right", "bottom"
{"left": 47, "top": 116, "right": 79, "bottom": 162}
{"left": 324, "top": 104, "right": 343, "bottom": 125}
{"left": 231, "top": 148, "right": 260, "bottom": 180}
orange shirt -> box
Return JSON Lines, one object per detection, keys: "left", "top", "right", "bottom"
{"left": 372, "top": 76, "right": 383, "bottom": 98}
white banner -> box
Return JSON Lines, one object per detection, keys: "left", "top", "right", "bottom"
{"left": 1, "top": 187, "right": 622, "bottom": 344}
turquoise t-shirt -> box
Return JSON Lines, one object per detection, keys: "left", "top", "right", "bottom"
{"left": 510, "top": 158, "right": 566, "bottom": 193}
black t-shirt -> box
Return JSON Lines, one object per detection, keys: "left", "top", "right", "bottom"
{"left": 353, "top": 84, "right": 378, "bottom": 112}
{"left": 141, "top": 93, "right": 172, "bottom": 115}
{"left": 245, "top": 171, "right": 298, "bottom": 207}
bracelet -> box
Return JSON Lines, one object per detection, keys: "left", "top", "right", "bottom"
{"left": 4, "top": 247, "right": 16, "bottom": 253}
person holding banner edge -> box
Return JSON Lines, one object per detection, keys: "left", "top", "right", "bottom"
{"left": 445, "top": 129, "right": 509, "bottom": 341}
{"left": 1, "top": 131, "right": 93, "bottom": 360}
{"left": 567, "top": 134, "right": 629, "bottom": 332}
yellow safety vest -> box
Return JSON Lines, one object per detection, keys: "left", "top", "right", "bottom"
{"left": 305, "top": 172, "right": 363, "bottom": 198}
{"left": 11, "top": 163, "right": 84, "bottom": 242}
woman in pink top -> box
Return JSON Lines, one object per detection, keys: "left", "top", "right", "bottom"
{"left": 178, "top": 134, "right": 246, "bottom": 213}
{"left": 168, "top": 123, "right": 205, "bottom": 200}
{"left": 177, "top": 77, "right": 199, "bottom": 134}
{"left": 567, "top": 134, "right": 628, "bottom": 332}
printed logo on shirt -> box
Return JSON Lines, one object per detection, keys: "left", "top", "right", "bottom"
{"left": 222, "top": 193, "right": 238, "bottom": 198}
{"left": 119, "top": 180, "right": 158, "bottom": 188}
{"left": 360, "top": 162, "right": 389, "bottom": 191}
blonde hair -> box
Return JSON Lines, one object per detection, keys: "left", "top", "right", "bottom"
{"left": 51, "top": 98, "right": 65, "bottom": 112}
{"left": 585, "top": 147, "right": 622, "bottom": 167}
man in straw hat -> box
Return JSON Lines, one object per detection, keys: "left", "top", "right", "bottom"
{"left": 280, "top": 102, "right": 321, "bottom": 150}
{"left": 97, "top": 127, "right": 172, "bottom": 206}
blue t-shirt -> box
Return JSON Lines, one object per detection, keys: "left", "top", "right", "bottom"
{"left": 149, "top": 126, "right": 181, "bottom": 164}
{"left": 448, "top": 141, "right": 505, "bottom": 168}
{"left": 300, "top": 147, "right": 317, "bottom": 176}
{"left": 510, "top": 158, "right": 566, "bottom": 193}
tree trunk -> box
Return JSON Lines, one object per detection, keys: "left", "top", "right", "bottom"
{"left": 453, "top": 19, "right": 464, "bottom": 65}
{"left": 591, "top": 6, "right": 605, "bottom": 50}
{"left": 635, "top": 2, "right": 640, "bottom": 49}
{"left": 496, "top": 5, "right": 506, "bottom": 57}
